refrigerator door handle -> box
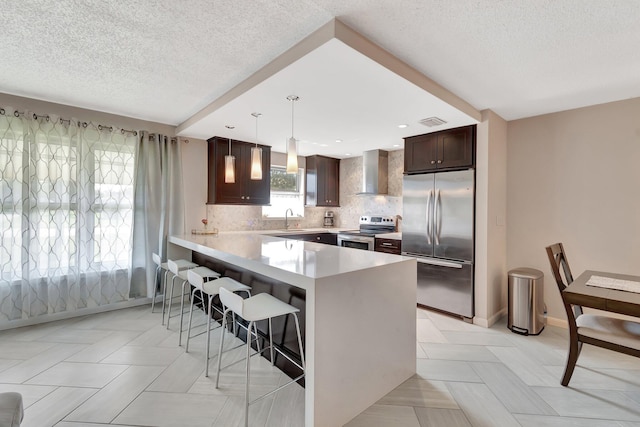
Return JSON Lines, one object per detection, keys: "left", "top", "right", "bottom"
{"left": 434, "top": 189, "right": 441, "bottom": 245}
{"left": 402, "top": 253, "right": 464, "bottom": 269}
{"left": 426, "top": 189, "right": 432, "bottom": 244}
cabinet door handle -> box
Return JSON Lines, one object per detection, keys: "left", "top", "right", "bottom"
{"left": 241, "top": 196, "right": 245, "bottom": 199}
{"left": 437, "top": 160, "right": 442, "bottom": 164}
{"left": 246, "top": 196, "right": 250, "bottom": 200}
{"left": 431, "top": 160, "right": 435, "bottom": 164}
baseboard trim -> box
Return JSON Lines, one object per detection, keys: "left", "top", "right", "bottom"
{"left": 547, "top": 315, "right": 568, "bottom": 329}
{"left": 0, "top": 297, "right": 153, "bottom": 331}
{"left": 473, "top": 307, "right": 507, "bottom": 328}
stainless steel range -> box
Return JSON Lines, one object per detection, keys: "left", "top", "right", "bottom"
{"left": 337, "top": 215, "right": 396, "bottom": 251}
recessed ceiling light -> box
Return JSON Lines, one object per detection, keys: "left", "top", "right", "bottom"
{"left": 393, "top": 144, "right": 400, "bottom": 147}
{"left": 345, "top": 153, "right": 351, "bottom": 156}
{"left": 397, "top": 124, "right": 408, "bottom": 129}
{"left": 335, "top": 139, "right": 342, "bottom": 143}
{"left": 320, "top": 144, "right": 328, "bottom": 147}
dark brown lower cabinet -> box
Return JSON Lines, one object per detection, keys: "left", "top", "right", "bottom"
{"left": 374, "top": 238, "right": 401, "bottom": 255}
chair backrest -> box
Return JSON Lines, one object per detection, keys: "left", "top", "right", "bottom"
{"left": 152, "top": 253, "right": 162, "bottom": 267}
{"left": 187, "top": 269, "right": 204, "bottom": 291}
{"left": 545, "top": 243, "right": 574, "bottom": 292}
{"left": 219, "top": 287, "right": 245, "bottom": 317}
{"left": 546, "top": 242, "right": 583, "bottom": 321}
{"left": 167, "top": 259, "right": 180, "bottom": 275}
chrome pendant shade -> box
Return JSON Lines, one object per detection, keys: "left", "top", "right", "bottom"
{"left": 286, "top": 95, "right": 299, "bottom": 174}
{"left": 250, "top": 112, "right": 263, "bottom": 180}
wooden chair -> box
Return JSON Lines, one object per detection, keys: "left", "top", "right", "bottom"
{"left": 546, "top": 243, "right": 640, "bottom": 386}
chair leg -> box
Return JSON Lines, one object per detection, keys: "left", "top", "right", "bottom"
{"left": 179, "top": 279, "right": 189, "bottom": 346}
{"left": 215, "top": 308, "right": 230, "bottom": 385}
{"left": 269, "top": 317, "right": 274, "bottom": 365}
{"left": 293, "top": 313, "right": 305, "bottom": 370}
{"left": 166, "top": 275, "right": 178, "bottom": 330}
{"left": 561, "top": 338, "right": 580, "bottom": 386}
{"left": 244, "top": 320, "right": 253, "bottom": 427}
{"left": 254, "top": 323, "right": 261, "bottom": 354}
{"left": 161, "top": 270, "right": 170, "bottom": 325}
{"left": 577, "top": 341, "right": 583, "bottom": 358}
{"left": 185, "top": 288, "right": 198, "bottom": 353}
{"left": 206, "top": 294, "right": 214, "bottom": 377}
{"left": 151, "top": 265, "right": 161, "bottom": 313}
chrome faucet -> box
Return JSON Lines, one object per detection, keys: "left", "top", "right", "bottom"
{"left": 284, "top": 208, "right": 294, "bottom": 230}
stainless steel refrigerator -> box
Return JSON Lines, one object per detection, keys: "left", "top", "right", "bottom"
{"left": 402, "top": 170, "right": 474, "bottom": 319}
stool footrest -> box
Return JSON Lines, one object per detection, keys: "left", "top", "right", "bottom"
{"left": 250, "top": 372, "right": 305, "bottom": 405}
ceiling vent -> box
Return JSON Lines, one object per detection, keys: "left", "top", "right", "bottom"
{"left": 419, "top": 116, "right": 447, "bottom": 127}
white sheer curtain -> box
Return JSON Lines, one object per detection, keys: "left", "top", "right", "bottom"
{"left": 0, "top": 108, "right": 136, "bottom": 322}
{"left": 129, "top": 132, "right": 185, "bottom": 299}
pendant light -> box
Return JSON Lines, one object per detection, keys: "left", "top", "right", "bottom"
{"left": 224, "top": 132, "right": 235, "bottom": 183}
{"left": 286, "top": 95, "right": 299, "bottom": 174}
{"left": 250, "top": 112, "right": 263, "bottom": 180}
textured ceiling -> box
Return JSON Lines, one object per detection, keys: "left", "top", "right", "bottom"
{"left": 2, "top": 0, "right": 639, "bottom": 151}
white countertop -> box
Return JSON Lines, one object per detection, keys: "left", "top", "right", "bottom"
{"left": 170, "top": 232, "right": 410, "bottom": 289}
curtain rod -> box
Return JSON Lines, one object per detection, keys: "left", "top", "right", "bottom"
{"left": 0, "top": 108, "right": 138, "bottom": 136}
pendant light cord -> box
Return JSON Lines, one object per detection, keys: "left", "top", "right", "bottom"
{"left": 291, "top": 98, "right": 294, "bottom": 138}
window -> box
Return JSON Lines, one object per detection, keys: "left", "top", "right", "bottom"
{"left": 0, "top": 113, "right": 135, "bottom": 320}
{"left": 262, "top": 166, "right": 305, "bottom": 218}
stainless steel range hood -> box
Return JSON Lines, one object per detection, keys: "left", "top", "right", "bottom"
{"left": 358, "top": 149, "right": 388, "bottom": 195}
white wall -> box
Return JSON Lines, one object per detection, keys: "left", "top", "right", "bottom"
{"left": 475, "top": 110, "right": 508, "bottom": 327}
{"left": 181, "top": 138, "right": 208, "bottom": 232}
{"left": 507, "top": 97, "right": 640, "bottom": 324}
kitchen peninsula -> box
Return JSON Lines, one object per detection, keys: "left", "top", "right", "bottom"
{"left": 169, "top": 233, "right": 416, "bottom": 427}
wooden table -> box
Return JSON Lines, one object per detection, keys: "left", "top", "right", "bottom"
{"left": 563, "top": 270, "right": 640, "bottom": 317}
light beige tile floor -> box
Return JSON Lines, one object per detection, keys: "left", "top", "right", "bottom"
{"left": 1, "top": 304, "right": 640, "bottom": 426}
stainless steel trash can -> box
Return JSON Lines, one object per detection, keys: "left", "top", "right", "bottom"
{"left": 508, "top": 268, "right": 545, "bottom": 335}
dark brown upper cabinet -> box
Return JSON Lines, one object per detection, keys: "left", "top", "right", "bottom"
{"left": 305, "top": 155, "right": 340, "bottom": 207}
{"left": 207, "top": 136, "right": 271, "bottom": 205}
{"left": 404, "top": 125, "right": 475, "bottom": 173}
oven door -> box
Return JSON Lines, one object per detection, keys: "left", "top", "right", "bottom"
{"left": 337, "top": 234, "right": 374, "bottom": 251}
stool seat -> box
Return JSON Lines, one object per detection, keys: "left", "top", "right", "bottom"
{"left": 176, "top": 266, "right": 220, "bottom": 282}
{"left": 201, "top": 277, "right": 250, "bottom": 296}
{"left": 0, "top": 392, "right": 23, "bottom": 427}
{"left": 166, "top": 259, "right": 198, "bottom": 270}
{"left": 236, "top": 292, "right": 299, "bottom": 322}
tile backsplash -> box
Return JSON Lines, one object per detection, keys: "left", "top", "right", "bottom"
{"left": 205, "top": 149, "right": 404, "bottom": 232}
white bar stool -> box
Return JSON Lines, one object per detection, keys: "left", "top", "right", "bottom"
{"left": 151, "top": 253, "right": 197, "bottom": 320}
{"left": 215, "top": 287, "right": 305, "bottom": 427}
{"left": 165, "top": 260, "right": 220, "bottom": 345}
{"left": 185, "top": 270, "right": 252, "bottom": 376}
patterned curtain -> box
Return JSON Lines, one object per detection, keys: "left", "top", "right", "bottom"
{"left": 0, "top": 108, "right": 136, "bottom": 322}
